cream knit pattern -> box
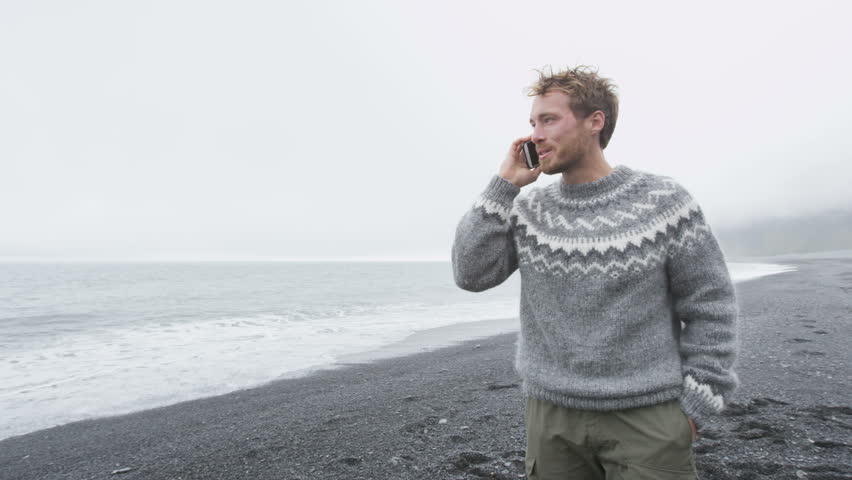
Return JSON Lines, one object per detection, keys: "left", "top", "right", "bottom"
{"left": 452, "top": 165, "right": 739, "bottom": 428}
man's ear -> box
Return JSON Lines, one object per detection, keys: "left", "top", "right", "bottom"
{"left": 587, "top": 110, "right": 605, "bottom": 134}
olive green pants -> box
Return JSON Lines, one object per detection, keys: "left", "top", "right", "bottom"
{"left": 525, "top": 396, "right": 698, "bottom": 480}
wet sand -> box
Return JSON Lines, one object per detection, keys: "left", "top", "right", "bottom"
{"left": 1, "top": 254, "right": 850, "bottom": 479}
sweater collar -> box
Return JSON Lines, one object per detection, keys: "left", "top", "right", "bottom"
{"left": 557, "top": 165, "right": 635, "bottom": 200}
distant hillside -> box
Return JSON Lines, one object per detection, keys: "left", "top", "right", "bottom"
{"left": 715, "top": 209, "right": 852, "bottom": 257}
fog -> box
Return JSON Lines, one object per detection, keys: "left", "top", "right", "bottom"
{"left": 2, "top": 1, "right": 850, "bottom": 260}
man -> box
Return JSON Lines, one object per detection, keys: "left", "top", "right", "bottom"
{"left": 452, "top": 66, "right": 739, "bottom": 479}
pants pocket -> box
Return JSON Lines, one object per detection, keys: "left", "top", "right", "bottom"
{"left": 623, "top": 462, "right": 697, "bottom": 479}
{"left": 525, "top": 456, "right": 536, "bottom": 479}
{"left": 600, "top": 400, "right": 696, "bottom": 475}
{"left": 676, "top": 406, "right": 695, "bottom": 443}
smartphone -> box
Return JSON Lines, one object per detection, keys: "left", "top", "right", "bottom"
{"left": 522, "top": 141, "right": 539, "bottom": 169}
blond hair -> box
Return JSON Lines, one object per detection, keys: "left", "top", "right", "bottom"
{"left": 526, "top": 65, "right": 619, "bottom": 149}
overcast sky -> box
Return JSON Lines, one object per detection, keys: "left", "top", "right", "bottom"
{"left": 1, "top": 1, "right": 850, "bottom": 261}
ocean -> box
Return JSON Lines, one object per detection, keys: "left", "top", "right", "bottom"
{"left": 0, "top": 261, "right": 795, "bottom": 441}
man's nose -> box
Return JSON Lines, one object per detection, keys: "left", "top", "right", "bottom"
{"left": 531, "top": 126, "right": 546, "bottom": 143}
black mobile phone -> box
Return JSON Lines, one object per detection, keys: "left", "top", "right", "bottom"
{"left": 522, "top": 141, "right": 539, "bottom": 169}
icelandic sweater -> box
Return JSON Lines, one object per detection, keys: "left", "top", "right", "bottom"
{"left": 452, "top": 165, "right": 739, "bottom": 428}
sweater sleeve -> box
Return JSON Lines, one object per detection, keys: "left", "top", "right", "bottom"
{"left": 452, "top": 175, "right": 521, "bottom": 292}
{"left": 666, "top": 194, "right": 740, "bottom": 429}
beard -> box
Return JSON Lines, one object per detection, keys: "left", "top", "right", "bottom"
{"left": 542, "top": 136, "right": 590, "bottom": 175}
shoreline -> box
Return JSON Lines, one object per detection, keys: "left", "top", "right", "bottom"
{"left": 1, "top": 255, "right": 851, "bottom": 479}
{"left": 332, "top": 316, "right": 519, "bottom": 367}
{"left": 0, "top": 316, "right": 522, "bottom": 443}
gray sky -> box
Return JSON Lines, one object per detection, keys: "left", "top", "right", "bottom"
{"left": 2, "top": 1, "right": 850, "bottom": 261}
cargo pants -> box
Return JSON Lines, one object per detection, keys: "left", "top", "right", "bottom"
{"left": 525, "top": 396, "right": 698, "bottom": 479}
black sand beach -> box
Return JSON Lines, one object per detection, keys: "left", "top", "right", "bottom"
{"left": 1, "top": 255, "right": 850, "bottom": 480}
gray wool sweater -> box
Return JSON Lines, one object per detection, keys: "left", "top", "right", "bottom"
{"left": 452, "top": 165, "right": 739, "bottom": 428}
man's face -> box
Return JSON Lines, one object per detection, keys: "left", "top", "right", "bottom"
{"left": 529, "top": 90, "right": 594, "bottom": 174}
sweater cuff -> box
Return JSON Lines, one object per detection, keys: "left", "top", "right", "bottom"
{"left": 482, "top": 175, "right": 521, "bottom": 206}
{"left": 679, "top": 376, "right": 725, "bottom": 430}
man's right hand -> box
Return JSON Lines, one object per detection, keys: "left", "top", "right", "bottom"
{"left": 498, "top": 136, "right": 542, "bottom": 188}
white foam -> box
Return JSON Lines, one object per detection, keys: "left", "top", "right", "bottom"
{"left": 728, "top": 262, "right": 797, "bottom": 283}
{"left": 0, "top": 299, "right": 517, "bottom": 440}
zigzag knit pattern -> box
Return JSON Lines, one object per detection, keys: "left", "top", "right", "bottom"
{"left": 452, "top": 165, "right": 740, "bottom": 429}
{"left": 507, "top": 169, "right": 710, "bottom": 279}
